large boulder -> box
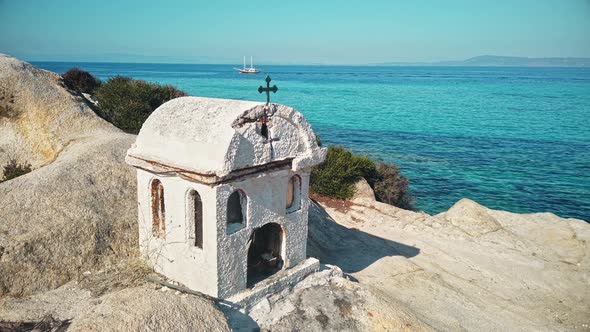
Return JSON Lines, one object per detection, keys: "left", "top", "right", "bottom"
{"left": 437, "top": 198, "right": 502, "bottom": 236}
{"left": 68, "top": 285, "right": 230, "bottom": 332}
{"left": 248, "top": 266, "right": 425, "bottom": 331}
{"left": 0, "top": 132, "right": 138, "bottom": 297}
{"left": 0, "top": 55, "right": 137, "bottom": 297}
{"left": 351, "top": 178, "right": 376, "bottom": 202}
{"left": 0, "top": 53, "right": 118, "bottom": 169}
{"left": 0, "top": 283, "right": 231, "bottom": 332}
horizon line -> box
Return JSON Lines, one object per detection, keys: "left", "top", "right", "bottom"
{"left": 26, "top": 60, "right": 590, "bottom": 69}
{"left": 11, "top": 53, "right": 590, "bottom": 67}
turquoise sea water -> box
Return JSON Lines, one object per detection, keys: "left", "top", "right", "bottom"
{"left": 33, "top": 62, "right": 590, "bottom": 221}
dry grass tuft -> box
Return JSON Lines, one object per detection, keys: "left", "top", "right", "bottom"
{"left": 78, "top": 259, "right": 152, "bottom": 296}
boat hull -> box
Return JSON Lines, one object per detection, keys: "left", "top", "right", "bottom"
{"left": 238, "top": 69, "right": 261, "bottom": 74}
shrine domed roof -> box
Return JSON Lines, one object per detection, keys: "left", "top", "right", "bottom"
{"left": 126, "top": 96, "right": 326, "bottom": 179}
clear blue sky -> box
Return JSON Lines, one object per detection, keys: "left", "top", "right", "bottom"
{"left": 1, "top": 0, "right": 589, "bottom": 64}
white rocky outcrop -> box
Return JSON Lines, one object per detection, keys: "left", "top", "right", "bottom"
{"left": 0, "top": 283, "right": 231, "bottom": 332}
{"left": 0, "top": 53, "right": 118, "bottom": 169}
{"left": 352, "top": 178, "right": 376, "bottom": 201}
{"left": 313, "top": 193, "right": 589, "bottom": 331}
{"left": 0, "top": 54, "right": 137, "bottom": 298}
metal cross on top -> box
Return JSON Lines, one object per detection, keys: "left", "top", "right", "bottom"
{"left": 257, "top": 75, "right": 278, "bottom": 140}
{"left": 258, "top": 75, "right": 278, "bottom": 105}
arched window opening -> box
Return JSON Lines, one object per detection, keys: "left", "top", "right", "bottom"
{"left": 188, "top": 190, "right": 203, "bottom": 248}
{"left": 286, "top": 175, "right": 301, "bottom": 213}
{"left": 227, "top": 190, "right": 245, "bottom": 228}
{"left": 151, "top": 179, "right": 165, "bottom": 238}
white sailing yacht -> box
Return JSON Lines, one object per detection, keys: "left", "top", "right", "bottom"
{"left": 234, "top": 56, "right": 261, "bottom": 74}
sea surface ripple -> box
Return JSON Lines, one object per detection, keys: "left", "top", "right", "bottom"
{"left": 34, "top": 62, "right": 590, "bottom": 221}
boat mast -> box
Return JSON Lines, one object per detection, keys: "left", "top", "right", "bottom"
{"left": 250, "top": 56, "right": 253, "bottom": 69}
{"left": 243, "top": 56, "right": 246, "bottom": 69}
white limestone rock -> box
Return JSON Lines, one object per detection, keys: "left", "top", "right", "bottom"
{"left": 437, "top": 198, "right": 503, "bottom": 236}
{"left": 68, "top": 285, "right": 230, "bottom": 332}
{"left": 0, "top": 53, "right": 118, "bottom": 170}
{"left": 252, "top": 265, "right": 425, "bottom": 331}
{"left": 351, "top": 178, "right": 376, "bottom": 202}
{"left": 0, "top": 134, "right": 138, "bottom": 297}
{"left": 0, "top": 283, "right": 230, "bottom": 332}
{"left": 314, "top": 196, "right": 590, "bottom": 331}
{"left": 0, "top": 54, "right": 137, "bottom": 297}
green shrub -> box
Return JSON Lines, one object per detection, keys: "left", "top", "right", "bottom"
{"left": 62, "top": 68, "right": 101, "bottom": 94}
{"left": 94, "top": 76, "right": 187, "bottom": 134}
{"left": 373, "top": 162, "right": 413, "bottom": 210}
{"left": 310, "top": 146, "right": 377, "bottom": 199}
{"left": 1, "top": 158, "right": 32, "bottom": 183}
{"left": 310, "top": 146, "right": 414, "bottom": 209}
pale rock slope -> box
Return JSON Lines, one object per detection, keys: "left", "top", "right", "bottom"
{"left": 0, "top": 54, "right": 136, "bottom": 297}
{"left": 309, "top": 185, "right": 589, "bottom": 330}
{"left": 0, "top": 53, "right": 118, "bottom": 169}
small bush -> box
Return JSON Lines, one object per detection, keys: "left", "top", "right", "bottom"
{"left": 62, "top": 68, "right": 101, "bottom": 94}
{"left": 0, "top": 89, "right": 17, "bottom": 118}
{"left": 373, "top": 162, "right": 413, "bottom": 210}
{"left": 311, "top": 146, "right": 414, "bottom": 209}
{"left": 1, "top": 158, "right": 32, "bottom": 183}
{"left": 94, "top": 76, "right": 187, "bottom": 134}
{"left": 310, "top": 146, "right": 377, "bottom": 199}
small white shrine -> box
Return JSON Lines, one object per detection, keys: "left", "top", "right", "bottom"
{"left": 125, "top": 92, "right": 326, "bottom": 301}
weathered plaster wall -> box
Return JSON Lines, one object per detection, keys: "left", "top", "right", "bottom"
{"left": 226, "top": 105, "right": 315, "bottom": 174}
{"left": 215, "top": 168, "right": 312, "bottom": 299}
{"left": 128, "top": 97, "right": 326, "bottom": 177}
{"left": 136, "top": 167, "right": 311, "bottom": 299}
{"left": 137, "top": 169, "right": 219, "bottom": 297}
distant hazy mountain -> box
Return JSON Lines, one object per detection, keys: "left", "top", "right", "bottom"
{"left": 378, "top": 55, "right": 590, "bottom": 67}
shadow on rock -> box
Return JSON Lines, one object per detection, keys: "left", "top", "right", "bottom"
{"left": 218, "top": 302, "right": 260, "bottom": 332}
{"left": 307, "top": 200, "right": 420, "bottom": 273}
